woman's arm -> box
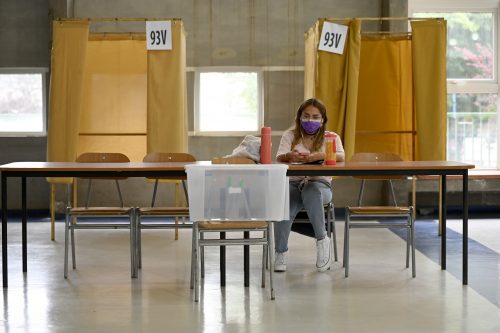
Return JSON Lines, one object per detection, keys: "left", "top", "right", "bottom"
{"left": 276, "top": 130, "right": 300, "bottom": 163}
{"left": 276, "top": 152, "right": 289, "bottom": 162}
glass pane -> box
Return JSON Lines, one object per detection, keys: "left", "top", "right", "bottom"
{"left": 447, "top": 93, "right": 497, "bottom": 168}
{"left": 0, "top": 74, "right": 44, "bottom": 133}
{"left": 414, "top": 12, "right": 494, "bottom": 80}
{"left": 199, "top": 72, "right": 259, "bottom": 131}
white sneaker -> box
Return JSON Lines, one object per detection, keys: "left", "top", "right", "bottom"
{"left": 316, "top": 236, "right": 331, "bottom": 272}
{"left": 274, "top": 252, "right": 287, "bottom": 272}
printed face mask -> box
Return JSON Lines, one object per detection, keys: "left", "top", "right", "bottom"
{"left": 300, "top": 119, "right": 322, "bottom": 134}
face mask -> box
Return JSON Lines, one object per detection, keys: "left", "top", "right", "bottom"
{"left": 301, "top": 119, "right": 322, "bottom": 134}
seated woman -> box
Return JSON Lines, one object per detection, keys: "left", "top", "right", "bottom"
{"left": 274, "top": 98, "right": 344, "bottom": 272}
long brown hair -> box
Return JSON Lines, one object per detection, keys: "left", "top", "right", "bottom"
{"left": 291, "top": 98, "right": 328, "bottom": 152}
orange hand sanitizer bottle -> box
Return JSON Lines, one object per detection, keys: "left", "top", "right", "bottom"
{"left": 325, "top": 132, "right": 336, "bottom": 165}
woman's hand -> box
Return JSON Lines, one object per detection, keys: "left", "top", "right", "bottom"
{"left": 305, "top": 152, "right": 325, "bottom": 163}
{"left": 286, "top": 150, "right": 310, "bottom": 163}
{"left": 279, "top": 151, "right": 326, "bottom": 163}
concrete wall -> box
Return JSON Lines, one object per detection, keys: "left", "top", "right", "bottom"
{"left": 0, "top": 0, "right": 50, "bottom": 209}
{"left": 6, "top": 0, "right": 490, "bottom": 214}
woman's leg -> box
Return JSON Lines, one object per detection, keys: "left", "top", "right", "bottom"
{"left": 301, "top": 181, "right": 332, "bottom": 240}
{"left": 274, "top": 182, "right": 303, "bottom": 253}
{"left": 302, "top": 181, "right": 333, "bottom": 271}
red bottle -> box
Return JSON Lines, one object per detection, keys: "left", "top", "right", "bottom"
{"left": 260, "top": 127, "right": 272, "bottom": 164}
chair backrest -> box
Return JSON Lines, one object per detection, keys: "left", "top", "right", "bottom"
{"left": 211, "top": 156, "right": 256, "bottom": 165}
{"left": 350, "top": 152, "right": 404, "bottom": 206}
{"left": 350, "top": 152, "right": 402, "bottom": 163}
{"left": 76, "top": 152, "right": 130, "bottom": 179}
{"left": 143, "top": 152, "right": 196, "bottom": 181}
{"left": 350, "top": 152, "right": 404, "bottom": 181}
{"left": 143, "top": 152, "right": 197, "bottom": 206}
{"left": 143, "top": 152, "right": 196, "bottom": 163}
{"left": 76, "top": 152, "right": 130, "bottom": 163}
{"left": 75, "top": 152, "right": 131, "bottom": 208}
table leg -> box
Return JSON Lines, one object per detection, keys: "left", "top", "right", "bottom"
{"left": 220, "top": 232, "right": 226, "bottom": 287}
{"left": 22, "top": 177, "right": 27, "bottom": 272}
{"left": 441, "top": 175, "right": 447, "bottom": 270}
{"left": 438, "top": 176, "right": 442, "bottom": 236}
{"left": 244, "top": 231, "right": 249, "bottom": 287}
{"left": 2, "top": 173, "right": 8, "bottom": 287}
{"left": 463, "top": 171, "right": 469, "bottom": 285}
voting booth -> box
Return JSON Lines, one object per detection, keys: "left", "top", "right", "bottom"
{"left": 304, "top": 18, "right": 447, "bottom": 161}
{"left": 46, "top": 18, "right": 188, "bottom": 240}
{"left": 48, "top": 18, "right": 187, "bottom": 162}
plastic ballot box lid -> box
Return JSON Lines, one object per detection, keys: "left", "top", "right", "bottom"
{"left": 185, "top": 164, "right": 289, "bottom": 222}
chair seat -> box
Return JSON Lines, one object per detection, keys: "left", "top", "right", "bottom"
{"left": 198, "top": 221, "right": 268, "bottom": 229}
{"left": 347, "top": 206, "right": 411, "bottom": 215}
{"left": 69, "top": 207, "right": 133, "bottom": 215}
{"left": 138, "top": 207, "right": 190, "bottom": 215}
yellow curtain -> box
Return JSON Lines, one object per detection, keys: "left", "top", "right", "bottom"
{"left": 411, "top": 20, "right": 447, "bottom": 160}
{"left": 305, "top": 19, "right": 361, "bottom": 160}
{"left": 304, "top": 23, "right": 319, "bottom": 99}
{"left": 78, "top": 35, "right": 147, "bottom": 161}
{"left": 47, "top": 20, "right": 89, "bottom": 184}
{"left": 47, "top": 21, "right": 89, "bottom": 163}
{"left": 355, "top": 36, "right": 414, "bottom": 161}
{"left": 147, "top": 20, "right": 188, "bottom": 153}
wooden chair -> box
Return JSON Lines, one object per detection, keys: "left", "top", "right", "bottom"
{"left": 64, "top": 152, "right": 136, "bottom": 278}
{"left": 191, "top": 157, "right": 276, "bottom": 302}
{"left": 344, "top": 152, "right": 416, "bottom": 278}
{"left": 135, "top": 152, "right": 196, "bottom": 271}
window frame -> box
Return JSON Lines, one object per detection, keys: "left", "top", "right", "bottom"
{"left": 193, "top": 67, "right": 264, "bottom": 136}
{"left": 409, "top": 0, "right": 500, "bottom": 169}
{"left": 0, "top": 67, "right": 48, "bottom": 137}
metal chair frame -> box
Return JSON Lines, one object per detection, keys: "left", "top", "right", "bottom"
{"left": 64, "top": 152, "right": 135, "bottom": 279}
{"left": 135, "top": 152, "right": 196, "bottom": 273}
{"left": 343, "top": 152, "right": 416, "bottom": 278}
{"left": 343, "top": 206, "right": 415, "bottom": 277}
{"left": 192, "top": 221, "right": 275, "bottom": 302}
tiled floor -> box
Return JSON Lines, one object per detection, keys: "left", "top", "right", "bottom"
{"left": 1, "top": 218, "right": 499, "bottom": 332}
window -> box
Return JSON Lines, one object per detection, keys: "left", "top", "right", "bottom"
{"left": 194, "top": 69, "right": 263, "bottom": 135}
{"left": 0, "top": 68, "right": 47, "bottom": 136}
{"left": 410, "top": 1, "right": 499, "bottom": 169}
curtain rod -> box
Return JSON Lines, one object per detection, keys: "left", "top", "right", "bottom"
{"left": 55, "top": 16, "right": 440, "bottom": 23}
{"left": 324, "top": 17, "right": 443, "bottom": 21}
{"left": 54, "top": 17, "right": 182, "bottom": 22}
{"left": 361, "top": 32, "right": 412, "bottom": 38}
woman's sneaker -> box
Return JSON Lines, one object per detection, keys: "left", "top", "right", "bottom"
{"left": 316, "top": 236, "right": 331, "bottom": 272}
{"left": 274, "top": 252, "right": 287, "bottom": 272}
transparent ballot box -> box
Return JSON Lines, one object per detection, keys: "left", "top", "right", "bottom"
{"left": 185, "top": 164, "right": 289, "bottom": 222}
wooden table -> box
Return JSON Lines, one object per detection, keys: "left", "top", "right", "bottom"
{"left": 1, "top": 160, "right": 474, "bottom": 287}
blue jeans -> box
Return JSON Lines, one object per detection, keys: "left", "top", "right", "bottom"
{"left": 274, "top": 180, "right": 332, "bottom": 253}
